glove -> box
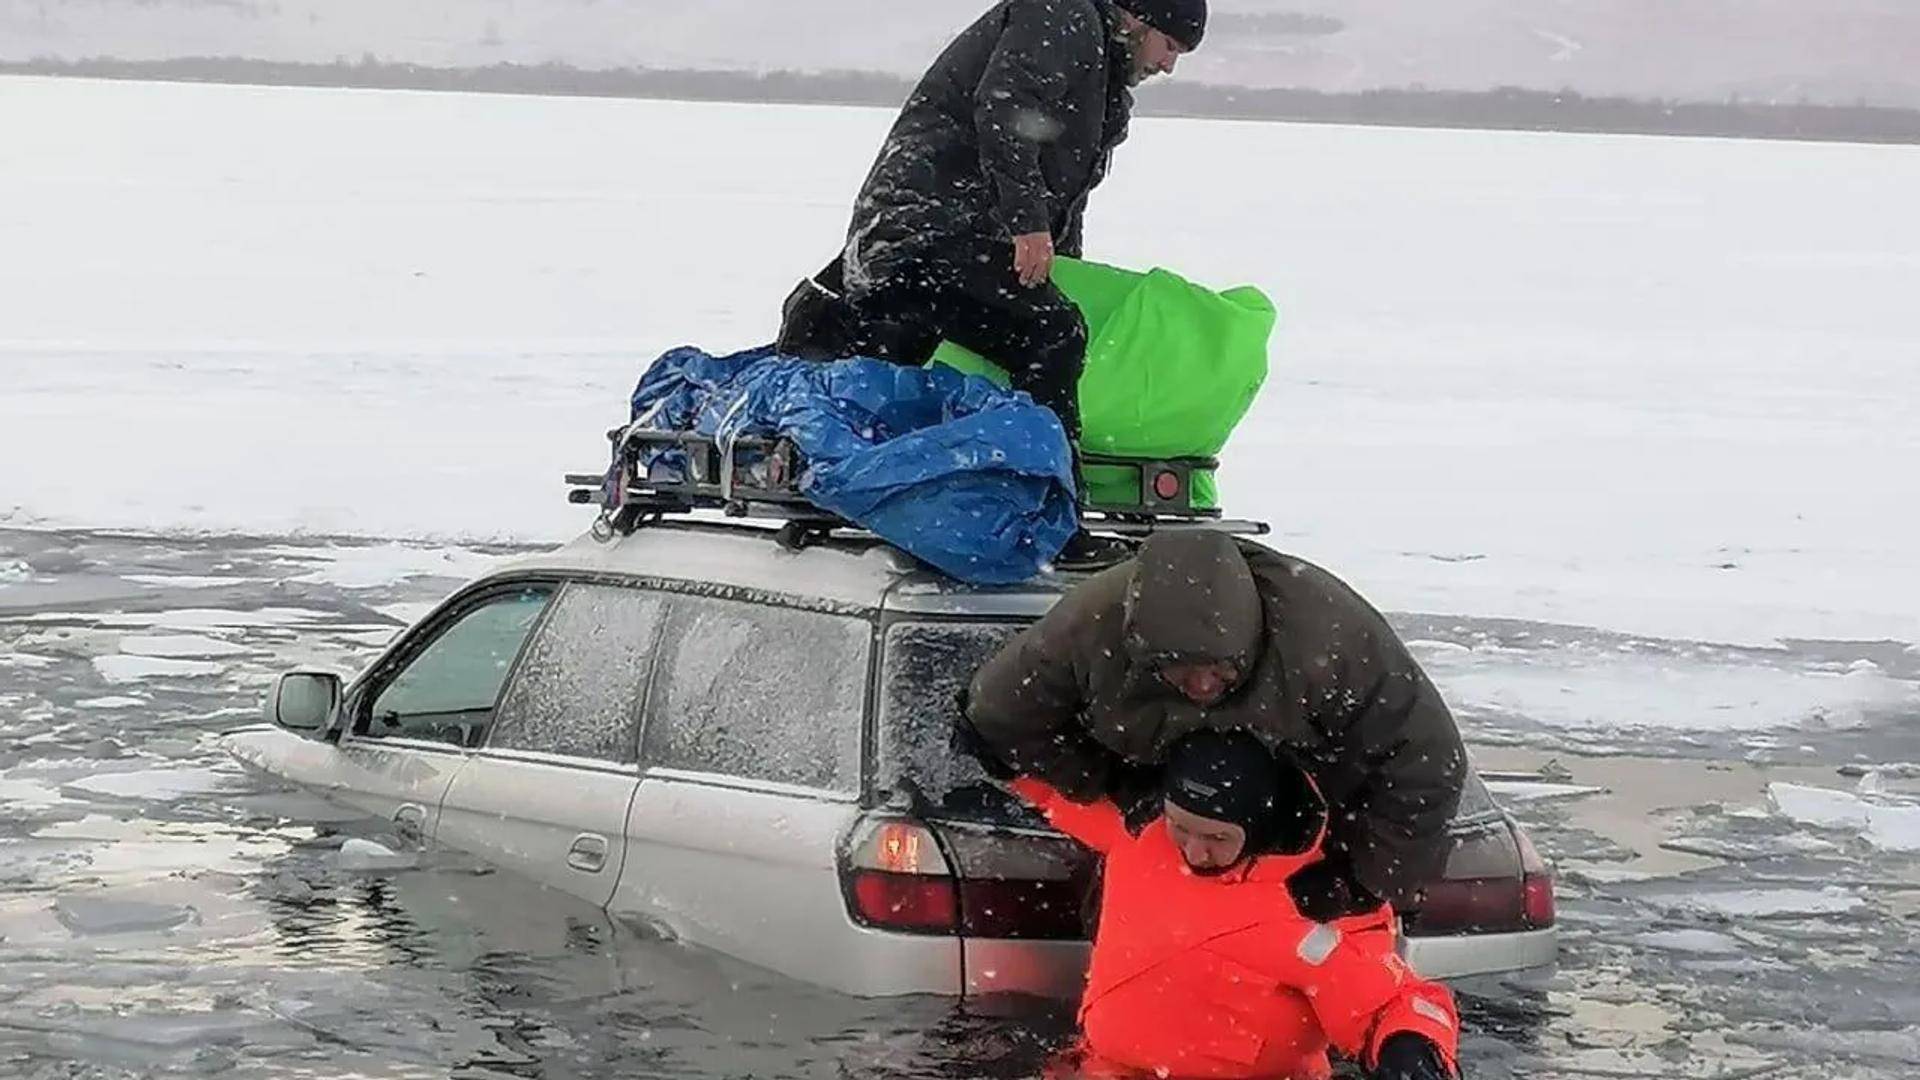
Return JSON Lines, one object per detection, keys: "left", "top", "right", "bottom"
{"left": 949, "top": 696, "right": 1016, "bottom": 781}
{"left": 1371, "top": 1034, "right": 1453, "bottom": 1080}
{"left": 1287, "top": 853, "right": 1381, "bottom": 922}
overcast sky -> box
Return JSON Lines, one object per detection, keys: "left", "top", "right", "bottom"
{"left": 5, "top": 0, "right": 1916, "bottom": 108}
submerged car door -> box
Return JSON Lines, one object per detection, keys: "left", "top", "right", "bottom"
{"left": 331, "top": 582, "right": 556, "bottom": 843}
{"left": 612, "top": 592, "right": 872, "bottom": 980}
{"left": 435, "top": 582, "right": 665, "bottom": 907}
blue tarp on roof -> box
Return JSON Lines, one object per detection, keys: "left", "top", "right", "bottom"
{"left": 624, "top": 346, "right": 1078, "bottom": 584}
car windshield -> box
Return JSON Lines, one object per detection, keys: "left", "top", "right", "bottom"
{"left": 876, "top": 619, "right": 1045, "bottom": 827}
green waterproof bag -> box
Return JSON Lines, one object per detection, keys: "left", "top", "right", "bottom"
{"left": 928, "top": 257, "right": 1276, "bottom": 509}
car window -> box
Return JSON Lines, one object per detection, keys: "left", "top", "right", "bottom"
{"left": 365, "top": 585, "right": 553, "bottom": 746}
{"left": 487, "top": 583, "right": 666, "bottom": 764}
{"left": 643, "top": 595, "right": 868, "bottom": 793}
{"left": 877, "top": 620, "right": 1036, "bottom": 825}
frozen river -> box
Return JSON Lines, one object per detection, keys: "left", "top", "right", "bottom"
{"left": 2, "top": 528, "right": 1916, "bottom": 1079}
{"left": 2, "top": 73, "right": 1918, "bottom": 1078}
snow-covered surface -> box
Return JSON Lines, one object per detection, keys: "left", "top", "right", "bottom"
{"left": 1419, "top": 641, "right": 1920, "bottom": 733}
{"left": 263, "top": 542, "right": 509, "bottom": 588}
{"left": 2, "top": 77, "right": 1917, "bottom": 657}
{"left": 7, "top": 75, "right": 1912, "bottom": 653}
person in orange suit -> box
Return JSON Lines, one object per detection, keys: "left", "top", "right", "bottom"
{"left": 1001, "top": 729, "right": 1461, "bottom": 1080}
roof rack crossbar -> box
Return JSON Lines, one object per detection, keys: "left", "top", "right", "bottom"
{"left": 569, "top": 428, "right": 1268, "bottom": 541}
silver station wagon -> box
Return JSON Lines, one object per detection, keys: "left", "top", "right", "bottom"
{"left": 226, "top": 517, "right": 1557, "bottom": 1000}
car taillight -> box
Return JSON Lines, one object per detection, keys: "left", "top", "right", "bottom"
{"left": 943, "top": 825, "right": 1094, "bottom": 941}
{"left": 1405, "top": 821, "right": 1555, "bottom": 935}
{"left": 1516, "top": 825, "right": 1556, "bottom": 929}
{"left": 840, "top": 817, "right": 1094, "bottom": 940}
{"left": 842, "top": 818, "right": 958, "bottom": 935}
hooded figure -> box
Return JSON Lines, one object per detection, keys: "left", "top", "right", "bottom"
{"left": 1012, "top": 730, "right": 1460, "bottom": 1080}
{"left": 965, "top": 531, "right": 1467, "bottom": 916}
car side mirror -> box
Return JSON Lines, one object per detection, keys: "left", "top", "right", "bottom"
{"left": 265, "top": 671, "right": 341, "bottom": 732}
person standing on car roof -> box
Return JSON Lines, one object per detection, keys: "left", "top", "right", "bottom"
{"left": 1007, "top": 729, "right": 1460, "bottom": 1080}
{"left": 774, "top": 0, "right": 1207, "bottom": 565}
{"left": 959, "top": 529, "right": 1469, "bottom": 921}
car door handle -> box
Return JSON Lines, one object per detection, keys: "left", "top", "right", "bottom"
{"left": 567, "top": 833, "right": 609, "bottom": 873}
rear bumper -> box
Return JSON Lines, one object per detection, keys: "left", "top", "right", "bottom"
{"left": 964, "top": 937, "right": 1090, "bottom": 1002}
{"left": 1402, "top": 925, "right": 1557, "bottom": 980}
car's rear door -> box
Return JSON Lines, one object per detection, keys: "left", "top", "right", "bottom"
{"left": 609, "top": 592, "right": 893, "bottom": 990}
{"left": 434, "top": 582, "right": 666, "bottom": 907}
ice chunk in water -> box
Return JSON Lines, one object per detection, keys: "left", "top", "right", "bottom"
{"left": 1659, "top": 886, "right": 1864, "bottom": 919}
{"left": 117, "top": 634, "right": 250, "bottom": 659}
{"left": 1768, "top": 781, "right": 1920, "bottom": 852}
{"left": 1485, "top": 780, "right": 1607, "bottom": 803}
{"left": 336, "top": 838, "right": 417, "bottom": 872}
{"left": 54, "top": 894, "right": 198, "bottom": 935}
{"left": 1865, "top": 801, "right": 1920, "bottom": 853}
{"left": 64, "top": 766, "right": 242, "bottom": 801}
{"left": 75, "top": 696, "right": 147, "bottom": 710}
{"left": 92, "top": 654, "right": 224, "bottom": 683}
{"left": 1769, "top": 782, "right": 1871, "bottom": 829}
{"left": 1634, "top": 929, "right": 1746, "bottom": 956}
{"left": 1660, "top": 833, "right": 1840, "bottom": 860}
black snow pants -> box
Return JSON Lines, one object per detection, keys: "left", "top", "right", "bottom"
{"left": 776, "top": 237, "right": 1089, "bottom": 442}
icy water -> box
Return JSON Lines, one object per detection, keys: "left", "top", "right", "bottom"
{"left": 3, "top": 528, "right": 1917, "bottom": 1079}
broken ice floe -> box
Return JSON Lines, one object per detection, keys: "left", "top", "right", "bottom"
{"left": 62, "top": 765, "right": 247, "bottom": 802}
{"left": 91, "top": 654, "right": 225, "bottom": 683}
{"left": 54, "top": 893, "right": 199, "bottom": 936}
{"left": 1768, "top": 782, "right": 1920, "bottom": 853}
{"left": 117, "top": 633, "right": 251, "bottom": 659}
{"left": 1649, "top": 886, "right": 1865, "bottom": 919}
{"left": 335, "top": 838, "right": 417, "bottom": 872}
{"left": 1485, "top": 780, "right": 1607, "bottom": 803}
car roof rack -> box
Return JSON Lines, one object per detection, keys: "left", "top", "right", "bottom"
{"left": 566, "top": 427, "right": 1269, "bottom": 550}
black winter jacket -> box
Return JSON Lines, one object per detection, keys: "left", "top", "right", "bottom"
{"left": 842, "top": 0, "right": 1133, "bottom": 293}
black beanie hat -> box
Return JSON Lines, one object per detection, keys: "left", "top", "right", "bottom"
{"left": 1116, "top": 0, "right": 1207, "bottom": 50}
{"left": 1164, "top": 729, "right": 1277, "bottom": 845}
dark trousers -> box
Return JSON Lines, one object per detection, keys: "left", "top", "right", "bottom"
{"left": 776, "top": 238, "right": 1089, "bottom": 441}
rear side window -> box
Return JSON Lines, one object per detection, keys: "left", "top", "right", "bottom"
{"left": 642, "top": 595, "right": 869, "bottom": 793}
{"left": 364, "top": 585, "right": 554, "bottom": 746}
{"left": 1455, "top": 771, "right": 1499, "bottom": 819}
{"left": 877, "top": 621, "right": 1033, "bottom": 824}
{"left": 487, "top": 584, "right": 667, "bottom": 764}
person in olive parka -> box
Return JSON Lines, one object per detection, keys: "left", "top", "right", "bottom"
{"left": 962, "top": 530, "right": 1469, "bottom": 919}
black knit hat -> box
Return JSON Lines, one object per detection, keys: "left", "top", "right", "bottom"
{"left": 1116, "top": 0, "right": 1208, "bottom": 50}
{"left": 1163, "top": 730, "right": 1276, "bottom": 847}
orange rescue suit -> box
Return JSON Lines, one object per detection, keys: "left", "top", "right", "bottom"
{"left": 1012, "top": 777, "right": 1460, "bottom": 1080}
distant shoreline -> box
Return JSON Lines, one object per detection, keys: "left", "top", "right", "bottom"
{"left": 10, "top": 56, "right": 1920, "bottom": 145}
